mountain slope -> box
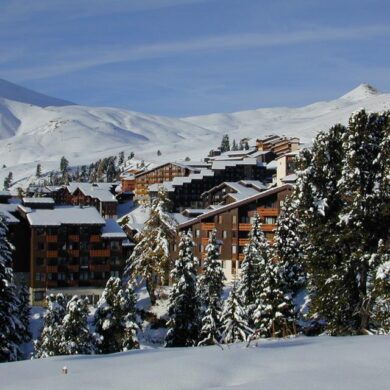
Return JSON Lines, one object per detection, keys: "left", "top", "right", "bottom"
{"left": 182, "top": 83, "right": 390, "bottom": 144}
{"left": 0, "top": 82, "right": 389, "bottom": 188}
{"left": 0, "top": 79, "right": 74, "bottom": 107}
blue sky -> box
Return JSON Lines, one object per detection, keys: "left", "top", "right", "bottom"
{"left": 0, "top": 0, "right": 389, "bottom": 116}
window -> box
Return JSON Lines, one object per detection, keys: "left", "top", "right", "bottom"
{"left": 110, "top": 241, "right": 121, "bottom": 251}
{"left": 223, "top": 230, "right": 228, "bottom": 239}
{"left": 111, "top": 271, "right": 120, "bottom": 278}
{"left": 232, "top": 215, "right": 237, "bottom": 224}
{"left": 35, "top": 273, "right": 45, "bottom": 281}
{"left": 37, "top": 242, "right": 45, "bottom": 251}
{"left": 195, "top": 229, "right": 200, "bottom": 238}
{"left": 34, "top": 291, "right": 45, "bottom": 301}
{"left": 265, "top": 217, "right": 276, "bottom": 224}
{"left": 218, "top": 215, "right": 223, "bottom": 224}
{"left": 80, "top": 271, "right": 89, "bottom": 281}
{"left": 57, "top": 273, "right": 66, "bottom": 281}
{"left": 232, "top": 245, "right": 237, "bottom": 254}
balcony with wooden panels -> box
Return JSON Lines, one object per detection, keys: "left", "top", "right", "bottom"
{"left": 47, "top": 250, "right": 58, "bottom": 258}
{"left": 261, "top": 224, "right": 276, "bottom": 232}
{"left": 238, "top": 238, "right": 249, "bottom": 246}
{"left": 90, "top": 249, "right": 110, "bottom": 257}
{"left": 238, "top": 223, "right": 251, "bottom": 231}
{"left": 68, "top": 235, "right": 80, "bottom": 242}
{"left": 90, "top": 235, "right": 101, "bottom": 243}
{"left": 90, "top": 264, "right": 110, "bottom": 272}
{"left": 201, "top": 223, "right": 215, "bottom": 231}
{"left": 67, "top": 264, "right": 80, "bottom": 272}
{"left": 257, "top": 207, "right": 278, "bottom": 217}
{"left": 46, "top": 235, "right": 58, "bottom": 243}
{"left": 46, "top": 265, "right": 58, "bottom": 273}
{"left": 68, "top": 249, "right": 80, "bottom": 257}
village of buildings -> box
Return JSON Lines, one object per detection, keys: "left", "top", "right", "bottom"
{"left": 1, "top": 134, "right": 300, "bottom": 305}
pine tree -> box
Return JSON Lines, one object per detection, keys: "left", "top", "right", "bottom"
{"left": 253, "top": 259, "right": 296, "bottom": 338}
{"left": 3, "top": 172, "right": 13, "bottom": 190}
{"left": 17, "top": 285, "right": 32, "bottom": 344}
{"left": 220, "top": 134, "right": 230, "bottom": 153}
{"left": 273, "top": 196, "right": 305, "bottom": 294}
{"left": 58, "top": 296, "right": 98, "bottom": 355}
{"left": 60, "top": 156, "right": 69, "bottom": 173}
{"left": 231, "top": 139, "right": 238, "bottom": 151}
{"left": 94, "top": 278, "right": 139, "bottom": 354}
{"left": 34, "top": 294, "right": 66, "bottom": 358}
{"left": 125, "top": 187, "right": 176, "bottom": 305}
{"left": 35, "top": 164, "right": 42, "bottom": 178}
{"left": 165, "top": 231, "right": 201, "bottom": 347}
{"left": 220, "top": 283, "right": 252, "bottom": 344}
{"left": 198, "top": 229, "right": 225, "bottom": 346}
{"left": 118, "top": 151, "right": 125, "bottom": 165}
{"left": 0, "top": 216, "right": 22, "bottom": 362}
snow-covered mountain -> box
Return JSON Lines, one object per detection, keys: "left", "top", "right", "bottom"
{"left": 0, "top": 81, "right": 389, "bottom": 187}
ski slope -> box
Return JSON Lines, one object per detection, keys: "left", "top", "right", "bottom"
{"left": 1, "top": 335, "right": 389, "bottom": 390}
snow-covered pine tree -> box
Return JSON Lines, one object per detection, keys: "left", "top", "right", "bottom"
{"left": 273, "top": 196, "right": 306, "bottom": 294}
{"left": 198, "top": 229, "right": 225, "bottom": 346}
{"left": 165, "top": 231, "right": 201, "bottom": 347}
{"left": 17, "top": 285, "right": 32, "bottom": 344}
{"left": 220, "top": 134, "right": 230, "bottom": 152}
{"left": 125, "top": 187, "right": 176, "bottom": 305}
{"left": 338, "top": 110, "right": 390, "bottom": 331}
{"left": 94, "top": 277, "right": 139, "bottom": 354}
{"left": 58, "top": 296, "right": 98, "bottom": 356}
{"left": 34, "top": 293, "right": 66, "bottom": 358}
{"left": 253, "top": 258, "right": 296, "bottom": 338}
{"left": 220, "top": 282, "right": 252, "bottom": 344}
{"left": 0, "top": 216, "right": 22, "bottom": 362}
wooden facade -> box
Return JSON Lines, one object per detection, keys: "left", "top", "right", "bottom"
{"left": 178, "top": 185, "right": 292, "bottom": 280}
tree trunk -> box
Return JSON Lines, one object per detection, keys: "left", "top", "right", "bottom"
{"left": 146, "top": 279, "right": 157, "bottom": 305}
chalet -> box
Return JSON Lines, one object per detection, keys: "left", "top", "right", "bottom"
{"left": 178, "top": 184, "right": 292, "bottom": 281}
{"left": 256, "top": 135, "right": 300, "bottom": 157}
{"left": 134, "top": 162, "right": 197, "bottom": 199}
{"left": 17, "top": 204, "right": 131, "bottom": 305}
{"left": 149, "top": 158, "right": 273, "bottom": 212}
{"left": 120, "top": 173, "right": 136, "bottom": 193}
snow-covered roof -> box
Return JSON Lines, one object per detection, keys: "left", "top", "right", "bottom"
{"left": 0, "top": 190, "right": 11, "bottom": 197}
{"left": 26, "top": 206, "right": 106, "bottom": 227}
{"left": 266, "top": 160, "right": 278, "bottom": 170}
{"left": 211, "top": 158, "right": 258, "bottom": 170}
{"left": 23, "top": 197, "right": 55, "bottom": 204}
{"left": 101, "top": 219, "right": 128, "bottom": 239}
{"left": 222, "top": 182, "right": 264, "bottom": 201}
{"left": 68, "top": 183, "right": 117, "bottom": 203}
{"left": 0, "top": 204, "right": 20, "bottom": 224}
{"left": 281, "top": 174, "right": 297, "bottom": 183}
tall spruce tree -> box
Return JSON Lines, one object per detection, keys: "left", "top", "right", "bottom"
{"left": 220, "top": 134, "right": 230, "bottom": 153}
{"left": 58, "top": 296, "right": 98, "bottom": 355}
{"left": 125, "top": 187, "right": 176, "bottom": 305}
{"left": 94, "top": 278, "right": 139, "bottom": 353}
{"left": 253, "top": 259, "right": 296, "bottom": 338}
{"left": 273, "top": 196, "right": 306, "bottom": 294}
{"left": 34, "top": 294, "right": 66, "bottom": 358}
{"left": 238, "top": 215, "right": 266, "bottom": 324}
{"left": 198, "top": 229, "right": 225, "bottom": 346}
{"left": 17, "top": 285, "right": 32, "bottom": 344}
{"left": 0, "top": 216, "right": 22, "bottom": 362}
{"left": 165, "top": 231, "right": 201, "bottom": 347}
{"left": 295, "top": 111, "right": 390, "bottom": 334}
{"left": 220, "top": 283, "right": 252, "bottom": 344}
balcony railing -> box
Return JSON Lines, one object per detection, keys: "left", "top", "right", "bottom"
{"left": 238, "top": 238, "right": 249, "bottom": 246}
{"left": 68, "top": 235, "right": 80, "bottom": 242}
{"left": 238, "top": 223, "right": 251, "bottom": 231}
{"left": 201, "top": 223, "right": 215, "bottom": 231}
{"left": 46, "top": 235, "right": 58, "bottom": 243}
{"left": 47, "top": 250, "right": 58, "bottom": 258}
{"left": 90, "top": 235, "right": 101, "bottom": 243}
{"left": 67, "top": 264, "right": 80, "bottom": 272}
{"left": 90, "top": 264, "right": 110, "bottom": 272}
{"left": 46, "top": 265, "right": 58, "bottom": 273}
{"left": 261, "top": 224, "right": 276, "bottom": 232}
{"left": 90, "top": 249, "right": 110, "bottom": 257}
{"left": 257, "top": 207, "right": 278, "bottom": 217}
{"left": 68, "top": 249, "right": 80, "bottom": 257}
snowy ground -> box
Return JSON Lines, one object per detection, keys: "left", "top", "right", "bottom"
{"left": 1, "top": 335, "right": 389, "bottom": 390}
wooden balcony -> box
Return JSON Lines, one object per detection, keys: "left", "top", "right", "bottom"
{"left": 90, "top": 264, "right": 110, "bottom": 272}
{"left": 90, "top": 249, "right": 110, "bottom": 257}
{"left": 68, "top": 249, "right": 80, "bottom": 257}
{"left": 46, "top": 265, "right": 58, "bottom": 273}
{"left": 46, "top": 235, "right": 58, "bottom": 243}
{"left": 261, "top": 224, "right": 276, "bottom": 232}
{"left": 68, "top": 235, "right": 80, "bottom": 242}
{"left": 90, "top": 235, "right": 101, "bottom": 243}
{"left": 257, "top": 207, "right": 278, "bottom": 217}
{"left": 238, "top": 238, "right": 249, "bottom": 246}
{"left": 47, "top": 250, "right": 58, "bottom": 258}
{"left": 201, "top": 237, "right": 210, "bottom": 246}
{"left": 67, "top": 264, "right": 80, "bottom": 272}
{"left": 238, "top": 223, "right": 251, "bottom": 232}
{"left": 201, "top": 223, "right": 216, "bottom": 231}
